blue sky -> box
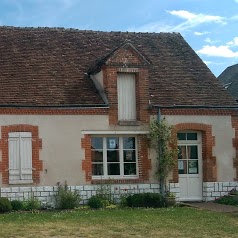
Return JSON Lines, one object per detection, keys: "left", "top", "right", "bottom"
{"left": 0, "top": 0, "right": 237, "bottom": 76}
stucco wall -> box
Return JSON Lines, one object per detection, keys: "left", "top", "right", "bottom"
{"left": 0, "top": 114, "right": 149, "bottom": 187}
{"left": 0, "top": 115, "right": 110, "bottom": 186}
{"left": 164, "top": 115, "right": 235, "bottom": 182}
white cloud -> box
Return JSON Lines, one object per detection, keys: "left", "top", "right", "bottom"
{"left": 235, "top": 0, "right": 238, "bottom": 3}
{"left": 129, "top": 10, "right": 226, "bottom": 33}
{"left": 168, "top": 10, "right": 226, "bottom": 25}
{"left": 197, "top": 45, "right": 238, "bottom": 57}
{"left": 194, "top": 31, "right": 209, "bottom": 36}
{"left": 226, "top": 37, "right": 238, "bottom": 46}
{"left": 204, "top": 38, "right": 220, "bottom": 44}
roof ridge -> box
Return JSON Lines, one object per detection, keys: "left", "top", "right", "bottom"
{"left": 0, "top": 25, "right": 180, "bottom": 35}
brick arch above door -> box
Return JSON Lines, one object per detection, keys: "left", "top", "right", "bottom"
{"left": 171, "top": 123, "right": 217, "bottom": 183}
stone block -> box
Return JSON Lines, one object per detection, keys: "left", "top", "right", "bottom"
{"left": 222, "top": 182, "right": 230, "bottom": 187}
{"left": 203, "top": 182, "right": 215, "bottom": 188}
{"left": 83, "top": 185, "right": 93, "bottom": 191}
{"left": 150, "top": 184, "right": 160, "bottom": 189}
{"left": 204, "top": 187, "right": 215, "bottom": 192}
{"left": 211, "top": 192, "right": 221, "bottom": 197}
{"left": 43, "top": 186, "right": 54, "bottom": 192}
{"left": 229, "top": 182, "right": 238, "bottom": 187}
{"left": 41, "top": 192, "right": 50, "bottom": 197}
{"left": 20, "top": 187, "right": 32, "bottom": 192}
{"left": 1, "top": 188, "right": 12, "bottom": 193}
{"left": 170, "top": 187, "right": 180, "bottom": 193}
{"left": 11, "top": 187, "right": 20, "bottom": 193}
{"left": 138, "top": 184, "right": 150, "bottom": 189}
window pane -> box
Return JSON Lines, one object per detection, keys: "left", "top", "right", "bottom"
{"left": 178, "top": 160, "right": 187, "bottom": 174}
{"left": 124, "top": 163, "right": 136, "bottom": 175}
{"left": 107, "top": 137, "right": 119, "bottom": 149}
{"left": 91, "top": 137, "right": 103, "bottom": 150}
{"left": 91, "top": 150, "right": 103, "bottom": 162}
{"left": 178, "top": 146, "right": 186, "bottom": 160}
{"left": 177, "top": 133, "right": 186, "bottom": 140}
{"left": 188, "top": 160, "right": 198, "bottom": 174}
{"left": 123, "top": 150, "right": 136, "bottom": 162}
{"left": 123, "top": 137, "right": 135, "bottom": 149}
{"left": 92, "top": 164, "right": 103, "bottom": 176}
{"left": 107, "top": 163, "right": 120, "bottom": 175}
{"left": 187, "top": 133, "right": 197, "bottom": 140}
{"left": 107, "top": 150, "right": 119, "bottom": 162}
{"left": 188, "top": 146, "right": 198, "bottom": 159}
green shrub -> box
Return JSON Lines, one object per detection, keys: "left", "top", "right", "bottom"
{"left": 126, "top": 193, "right": 166, "bottom": 208}
{"left": 11, "top": 200, "right": 24, "bottom": 211}
{"left": 0, "top": 197, "right": 12, "bottom": 213}
{"left": 214, "top": 195, "right": 238, "bottom": 206}
{"left": 56, "top": 182, "right": 81, "bottom": 209}
{"left": 24, "top": 197, "right": 41, "bottom": 211}
{"left": 88, "top": 195, "right": 108, "bottom": 209}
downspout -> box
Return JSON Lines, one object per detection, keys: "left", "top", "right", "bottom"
{"left": 157, "top": 107, "right": 165, "bottom": 196}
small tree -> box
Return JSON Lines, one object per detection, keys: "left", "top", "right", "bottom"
{"left": 149, "top": 118, "right": 177, "bottom": 196}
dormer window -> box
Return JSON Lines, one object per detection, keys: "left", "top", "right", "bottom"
{"left": 117, "top": 73, "right": 136, "bottom": 121}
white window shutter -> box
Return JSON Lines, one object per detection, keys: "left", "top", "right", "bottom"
{"left": 9, "top": 132, "right": 20, "bottom": 181}
{"left": 8, "top": 132, "right": 32, "bottom": 182}
{"left": 20, "top": 132, "right": 32, "bottom": 180}
{"left": 117, "top": 73, "right": 136, "bottom": 121}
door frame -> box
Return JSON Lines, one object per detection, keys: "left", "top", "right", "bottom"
{"left": 177, "top": 131, "right": 203, "bottom": 201}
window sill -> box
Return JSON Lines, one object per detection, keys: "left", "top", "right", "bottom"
{"left": 9, "top": 180, "right": 33, "bottom": 185}
{"left": 118, "top": 121, "right": 140, "bottom": 126}
{"left": 91, "top": 178, "right": 143, "bottom": 184}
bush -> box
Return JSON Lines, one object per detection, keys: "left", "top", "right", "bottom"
{"left": 11, "top": 200, "right": 24, "bottom": 211}
{"left": 0, "top": 197, "right": 12, "bottom": 213}
{"left": 56, "top": 182, "right": 81, "bottom": 209}
{"left": 214, "top": 195, "right": 238, "bottom": 206}
{"left": 24, "top": 197, "right": 41, "bottom": 211}
{"left": 88, "top": 195, "right": 108, "bottom": 209}
{"left": 126, "top": 193, "right": 166, "bottom": 208}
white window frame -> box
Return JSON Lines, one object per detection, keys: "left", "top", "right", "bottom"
{"left": 91, "top": 136, "right": 139, "bottom": 179}
{"left": 8, "top": 132, "right": 33, "bottom": 184}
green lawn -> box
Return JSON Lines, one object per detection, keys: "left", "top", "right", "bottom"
{"left": 0, "top": 207, "right": 237, "bottom": 237}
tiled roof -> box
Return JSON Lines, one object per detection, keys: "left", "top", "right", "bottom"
{"left": 0, "top": 26, "right": 236, "bottom": 106}
{"left": 218, "top": 64, "right": 238, "bottom": 101}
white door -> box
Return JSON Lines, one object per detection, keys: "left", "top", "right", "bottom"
{"left": 178, "top": 132, "right": 202, "bottom": 201}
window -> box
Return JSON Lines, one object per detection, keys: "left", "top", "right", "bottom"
{"left": 117, "top": 73, "right": 136, "bottom": 121}
{"left": 91, "top": 136, "right": 138, "bottom": 178}
{"left": 8, "top": 132, "right": 33, "bottom": 184}
{"left": 177, "top": 132, "right": 200, "bottom": 175}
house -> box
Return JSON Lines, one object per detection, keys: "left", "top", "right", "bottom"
{"left": 0, "top": 26, "right": 238, "bottom": 203}
{"left": 218, "top": 63, "right": 238, "bottom": 101}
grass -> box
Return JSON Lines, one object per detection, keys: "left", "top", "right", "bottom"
{"left": 0, "top": 207, "right": 238, "bottom": 237}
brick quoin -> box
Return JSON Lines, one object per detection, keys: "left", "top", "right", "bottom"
{"left": 0, "top": 124, "right": 42, "bottom": 185}
{"left": 81, "top": 134, "right": 151, "bottom": 183}
{"left": 171, "top": 123, "right": 217, "bottom": 183}
{"left": 232, "top": 115, "right": 238, "bottom": 181}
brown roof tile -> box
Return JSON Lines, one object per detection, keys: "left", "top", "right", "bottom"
{"left": 0, "top": 26, "right": 236, "bottom": 106}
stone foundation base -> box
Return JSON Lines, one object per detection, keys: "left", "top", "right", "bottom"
{"left": 203, "top": 182, "right": 238, "bottom": 201}
{"left": 1, "top": 182, "right": 237, "bottom": 204}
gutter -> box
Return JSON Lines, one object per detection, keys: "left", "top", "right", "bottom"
{"left": 0, "top": 104, "right": 109, "bottom": 109}
{"left": 152, "top": 105, "right": 238, "bottom": 109}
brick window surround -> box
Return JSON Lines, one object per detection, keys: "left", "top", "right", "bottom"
{"left": 82, "top": 134, "right": 151, "bottom": 183}
{"left": 0, "top": 125, "right": 42, "bottom": 185}
{"left": 171, "top": 123, "right": 217, "bottom": 183}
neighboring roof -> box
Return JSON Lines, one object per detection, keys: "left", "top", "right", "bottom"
{"left": 0, "top": 26, "right": 236, "bottom": 106}
{"left": 218, "top": 64, "right": 238, "bottom": 101}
